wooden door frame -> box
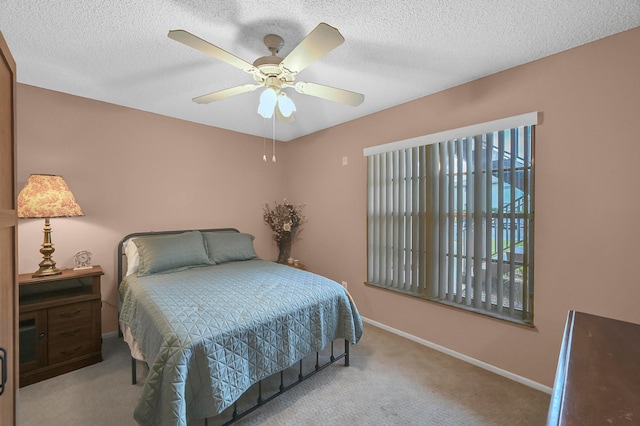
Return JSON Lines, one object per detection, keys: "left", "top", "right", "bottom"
{"left": 0, "top": 30, "right": 18, "bottom": 425}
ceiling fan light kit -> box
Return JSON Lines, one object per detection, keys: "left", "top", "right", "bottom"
{"left": 277, "top": 93, "right": 296, "bottom": 117}
{"left": 168, "top": 23, "right": 364, "bottom": 121}
{"left": 257, "top": 87, "right": 297, "bottom": 119}
{"left": 258, "top": 87, "right": 278, "bottom": 118}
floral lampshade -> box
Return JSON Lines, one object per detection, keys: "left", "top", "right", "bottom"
{"left": 17, "top": 174, "right": 84, "bottom": 277}
{"left": 18, "top": 174, "right": 84, "bottom": 218}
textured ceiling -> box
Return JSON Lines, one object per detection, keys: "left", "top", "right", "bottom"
{"left": 1, "top": 1, "right": 639, "bottom": 141}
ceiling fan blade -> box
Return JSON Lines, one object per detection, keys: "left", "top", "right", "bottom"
{"left": 294, "top": 81, "right": 364, "bottom": 106}
{"left": 192, "top": 84, "right": 260, "bottom": 104}
{"left": 280, "top": 23, "right": 345, "bottom": 75}
{"left": 169, "top": 30, "right": 256, "bottom": 73}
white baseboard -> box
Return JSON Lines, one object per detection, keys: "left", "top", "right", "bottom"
{"left": 361, "top": 316, "right": 552, "bottom": 395}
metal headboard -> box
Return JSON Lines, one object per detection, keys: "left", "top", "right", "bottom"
{"left": 116, "top": 227, "right": 239, "bottom": 285}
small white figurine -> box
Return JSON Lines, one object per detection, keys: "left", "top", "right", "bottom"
{"left": 73, "top": 250, "right": 92, "bottom": 270}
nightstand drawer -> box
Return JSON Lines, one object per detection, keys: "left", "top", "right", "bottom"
{"left": 48, "top": 322, "right": 92, "bottom": 346}
{"left": 48, "top": 301, "right": 91, "bottom": 329}
{"left": 48, "top": 301, "right": 93, "bottom": 360}
{"left": 48, "top": 340, "right": 93, "bottom": 364}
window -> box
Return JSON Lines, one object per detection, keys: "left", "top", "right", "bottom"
{"left": 365, "top": 113, "right": 536, "bottom": 324}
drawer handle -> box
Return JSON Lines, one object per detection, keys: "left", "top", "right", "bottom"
{"left": 60, "top": 328, "right": 81, "bottom": 337}
{"left": 61, "top": 346, "right": 82, "bottom": 356}
{"left": 59, "top": 309, "right": 82, "bottom": 318}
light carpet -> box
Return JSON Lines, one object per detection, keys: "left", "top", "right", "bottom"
{"left": 18, "top": 324, "right": 550, "bottom": 425}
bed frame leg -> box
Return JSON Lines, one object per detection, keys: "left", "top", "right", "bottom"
{"left": 131, "top": 357, "right": 137, "bottom": 385}
{"left": 232, "top": 402, "right": 239, "bottom": 420}
{"left": 344, "top": 339, "right": 350, "bottom": 367}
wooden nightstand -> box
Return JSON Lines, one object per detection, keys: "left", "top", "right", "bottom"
{"left": 18, "top": 266, "right": 103, "bottom": 387}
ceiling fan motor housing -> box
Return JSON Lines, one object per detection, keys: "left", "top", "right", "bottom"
{"left": 263, "top": 34, "right": 284, "bottom": 54}
{"left": 252, "top": 33, "right": 294, "bottom": 86}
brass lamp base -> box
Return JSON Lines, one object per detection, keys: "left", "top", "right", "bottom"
{"left": 32, "top": 263, "right": 62, "bottom": 278}
{"left": 32, "top": 218, "right": 62, "bottom": 278}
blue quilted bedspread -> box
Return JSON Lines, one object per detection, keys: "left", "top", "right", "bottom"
{"left": 119, "top": 259, "right": 363, "bottom": 426}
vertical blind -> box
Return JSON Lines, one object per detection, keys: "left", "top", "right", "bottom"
{"left": 365, "top": 113, "right": 536, "bottom": 323}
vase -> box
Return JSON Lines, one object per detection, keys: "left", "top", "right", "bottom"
{"left": 276, "top": 232, "right": 293, "bottom": 264}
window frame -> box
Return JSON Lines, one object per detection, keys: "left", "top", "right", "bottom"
{"left": 364, "top": 113, "right": 537, "bottom": 325}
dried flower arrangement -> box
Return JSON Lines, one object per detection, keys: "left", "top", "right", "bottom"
{"left": 263, "top": 199, "right": 306, "bottom": 263}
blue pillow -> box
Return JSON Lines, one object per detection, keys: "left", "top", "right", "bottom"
{"left": 203, "top": 232, "right": 258, "bottom": 264}
{"left": 134, "top": 231, "right": 212, "bottom": 276}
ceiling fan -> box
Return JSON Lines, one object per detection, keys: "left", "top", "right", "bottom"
{"left": 168, "top": 23, "right": 365, "bottom": 120}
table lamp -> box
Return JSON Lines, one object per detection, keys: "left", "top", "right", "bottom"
{"left": 17, "top": 174, "right": 84, "bottom": 277}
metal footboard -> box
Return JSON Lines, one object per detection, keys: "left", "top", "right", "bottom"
{"left": 212, "top": 339, "right": 350, "bottom": 425}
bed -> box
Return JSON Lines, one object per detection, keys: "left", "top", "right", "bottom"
{"left": 117, "top": 228, "right": 363, "bottom": 426}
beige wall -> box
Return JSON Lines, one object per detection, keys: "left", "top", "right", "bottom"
{"left": 16, "top": 26, "right": 640, "bottom": 389}
{"left": 16, "top": 86, "right": 290, "bottom": 332}
{"left": 285, "top": 26, "right": 640, "bottom": 388}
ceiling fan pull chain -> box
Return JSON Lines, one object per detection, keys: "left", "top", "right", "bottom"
{"left": 272, "top": 116, "right": 277, "bottom": 163}
{"left": 262, "top": 117, "right": 267, "bottom": 162}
